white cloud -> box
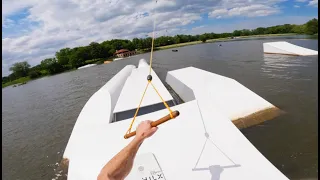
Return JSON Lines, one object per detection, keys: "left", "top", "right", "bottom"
{"left": 209, "top": 4, "right": 280, "bottom": 19}
{"left": 187, "top": 15, "right": 317, "bottom": 34}
{"left": 0, "top": 0, "right": 313, "bottom": 76}
{"left": 2, "top": 0, "right": 213, "bottom": 75}
{"left": 294, "top": 5, "right": 300, "bottom": 8}
{"left": 2, "top": 0, "right": 37, "bottom": 18}
{"left": 295, "top": 0, "right": 318, "bottom": 7}
{"left": 209, "top": 9, "right": 228, "bottom": 18}
{"left": 308, "top": 0, "right": 318, "bottom": 7}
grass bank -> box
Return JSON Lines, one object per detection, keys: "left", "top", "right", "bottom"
{"left": 2, "top": 77, "right": 31, "bottom": 88}
{"left": 2, "top": 68, "right": 79, "bottom": 89}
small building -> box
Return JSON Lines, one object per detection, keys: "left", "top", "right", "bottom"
{"left": 114, "top": 49, "right": 136, "bottom": 58}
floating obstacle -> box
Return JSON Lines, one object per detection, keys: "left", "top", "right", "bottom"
{"left": 63, "top": 60, "right": 287, "bottom": 180}
{"left": 166, "top": 67, "right": 283, "bottom": 129}
{"left": 77, "top": 64, "right": 97, "bottom": 70}
{"left": 263, "top": 41, "right": 318, "bottom": 56}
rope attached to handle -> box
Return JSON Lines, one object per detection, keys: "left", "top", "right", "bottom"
{"left": 149, "top": 1, "right": 157, "bottom": 75}
{"left": 150, "top": 81, "right": 173, "bottom": 118}
{"left": 123, "top": 0, "right": 179, "bottom": 139}
{"left": 124, "top": 110, "right": 180, "bottom": 139}
{"left": 125, "top": 75, "right": 175, "bottom": 135}
{"left": 126, "top": 81, "right": 151, "bottom": 135}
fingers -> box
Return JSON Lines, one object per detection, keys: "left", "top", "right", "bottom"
{"left": 144, "top": 127, "right": 158, "bottom": 138}
{"left": 148, "top": 127, "right": 158, "bottom": 137}
{"left": 151, "top": 127, "right": 158, "bottom": 132}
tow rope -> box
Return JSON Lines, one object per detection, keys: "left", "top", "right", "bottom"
{"left": 124, "top": 0, "right": 179, "bottom": 139}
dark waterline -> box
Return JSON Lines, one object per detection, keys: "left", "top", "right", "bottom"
{"left": 2, "top": 37, "right": 318, "bottom": 179}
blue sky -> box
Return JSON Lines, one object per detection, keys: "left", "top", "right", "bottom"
{"left": 2, "top": 0, "right": 318, "bottom": 76}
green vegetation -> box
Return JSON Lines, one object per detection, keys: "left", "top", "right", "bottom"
{"left": 2, "top": 18, "right": 318, "bottom": 88}
{"left": 85, "top": 58, "right": 105, "bottom": 64}
{"left": 9, "top": 61, "right": 30, "bottom": 77}
{"left": 2, "top": 77, "right": 30, "bottom": 88}
{"left": 200, "top": 35, "right": 207, "bottom": 43}
{"left": 305, "top": 18, "right": 318, "bottom": 35}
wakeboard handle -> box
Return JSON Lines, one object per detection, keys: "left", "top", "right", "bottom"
{"left": 124, "top": 110, "right": 180, "bottom": 139}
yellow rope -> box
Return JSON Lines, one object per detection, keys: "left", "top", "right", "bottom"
{"left": 124, "top": 0, "right": 175, "bottom": 136}
{"left": 126, "top": 81, "right": 150, "bottom": 134}
{"left": 150, "top": 81, "right": 173, "bottom": 118}
{"left": 149, "top": 17, "right": 156, "bottom": 75}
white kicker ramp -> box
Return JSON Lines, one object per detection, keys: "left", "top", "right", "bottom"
{"left": 166, "top": 67, "right": 282, "bottom": 128}
{"left": 66, "top": 100, "right": 288, "bottom": 180}
{"left": 63, "top": 61, "right": 288, "bottom": 180}
{"left": 263, "top": 41, "right": 318, "bottom": 56}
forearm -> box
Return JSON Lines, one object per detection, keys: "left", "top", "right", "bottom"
{"left": 98, "top": 137, "right": 144, "bottom": 180}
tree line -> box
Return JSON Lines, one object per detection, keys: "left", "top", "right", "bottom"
{"left": 2, "top": 18, "right": 318, "bottom": 85}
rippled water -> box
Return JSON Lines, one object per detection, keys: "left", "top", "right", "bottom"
{"left": 2, "top": 37, "right": 318, "bottom": 179}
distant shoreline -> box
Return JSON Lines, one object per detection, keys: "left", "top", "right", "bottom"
{"left": 2, "top": 33, "right": 317, "bottom": 89}
{"left": 2, "top": 69, "right": 77, "bottom": 89}
{"left": 155, "top": 33, "right": 315, "bottom": 50}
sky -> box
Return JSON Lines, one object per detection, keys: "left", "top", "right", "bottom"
{"left": 2, "top": 0, "right": 318, "bottom": 76}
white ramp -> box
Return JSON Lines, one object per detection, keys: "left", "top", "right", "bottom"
{"left": 77, "top": 64, "right": 97, "bottom": 69}
{"left": 263, "top": 41, "right": 318, "bottom": 56}
{"left": 166, "top": 67, "right": 282, "bottom": 129}
{"left": 66, "top": 100, "right": 288, "bottom": 180}
{"left": 63, "top": 64, "right": 288, "bottom": 180}
{"left": 113, "top": 59, "right": 173, "bottom": 114}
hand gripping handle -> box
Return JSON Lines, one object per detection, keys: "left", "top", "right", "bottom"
{"left": 124, "top": 111, "right": 180, "bottom": 139}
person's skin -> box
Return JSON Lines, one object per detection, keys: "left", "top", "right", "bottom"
{"left": 97, "top": 120, "right": 158, "bottom": 180}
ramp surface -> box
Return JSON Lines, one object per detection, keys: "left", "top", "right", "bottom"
{"left": 263, "top": 41, "right": 318, "bottom": 56}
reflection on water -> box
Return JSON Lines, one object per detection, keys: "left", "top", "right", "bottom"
{"left": 262, "top": 54, "right": 313, "bottom": 80}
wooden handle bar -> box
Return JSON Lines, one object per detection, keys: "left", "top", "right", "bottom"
{"left": 124, "top": 110, "right": 180, "bottom": 139}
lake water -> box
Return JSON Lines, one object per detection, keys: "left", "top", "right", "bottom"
{"left": 2, "top": 37, "right": 318, "bottom": 180}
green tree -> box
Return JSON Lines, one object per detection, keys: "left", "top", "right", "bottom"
{"left": 123, "top": 41, "right": 136, "bottom": 51}
{"left": 101, "top": 44, "right": 113, "bottom": 57}
{"left": 108, "top": 48, "right": 116, "bottom": 56}
{"left": 88, "top": 42, "right": 105, "bottom": 59}
{"left": 233, "top": 30, "right": 241, "bottom": 36}
{"left": 40, "top": 58, "right": 63, "bottom": 74}
{"left": 133, "top": 38, "right": 144, "bottom": 49}
{"left": 56, "top": 48, "right": 71, "bottom": 66}
{"left": 9, "top": 61, "right": 30, "bottom": 77}
{"left": 199, "top": 35, "right": 207, "bottom": 43}
{"left": 251, "top": 27, "right": 266, "bottom": 35}
{"left": 28, "top": 70, "right": 41, "bottom": 79}
{"left": 282, "top": 24, "right": 294, "bottom": 33}
{"left": 240, "top": 29, "right": 251, "bottom": 36}
{"left": 292, "top": 24, "right": 306, "bottom": 34}
{"left": 173, "top": 35, "right": 181, "bottom": 44}
{"left": 305, "top": 18, "right": 318, "bottom": 35}
{"left": 2, "top": 76, "right": 10, "bottom": 84}
{"left": 69, "top": 47, "right": 88, "bottom": 68}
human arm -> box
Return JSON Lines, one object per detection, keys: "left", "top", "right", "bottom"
{"left": 97, "top": 120, "right": 158, "bottom": 180}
